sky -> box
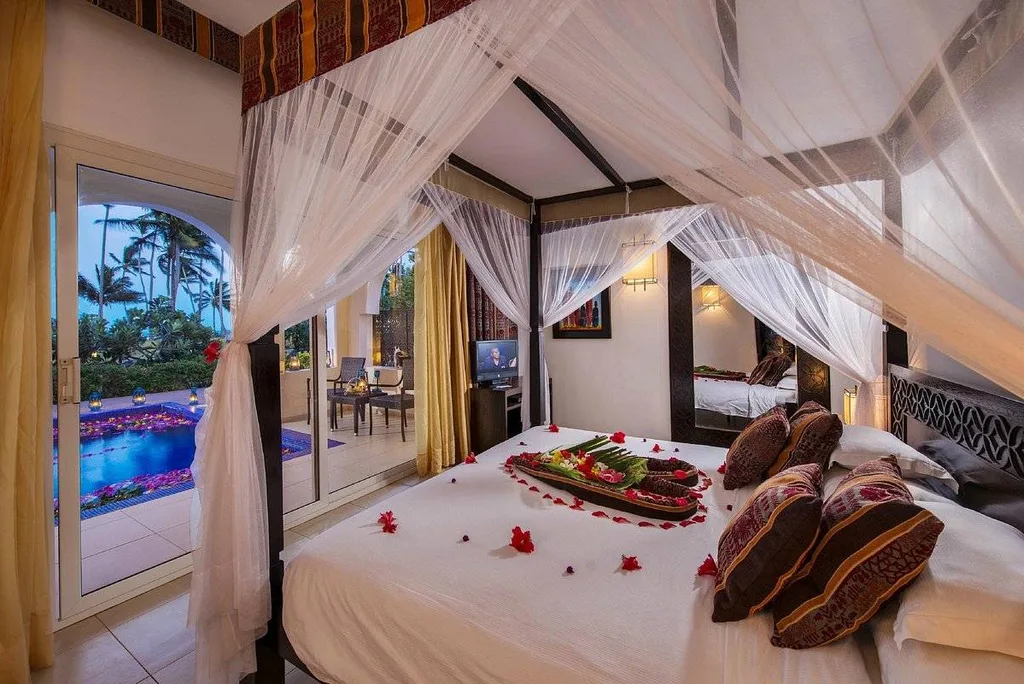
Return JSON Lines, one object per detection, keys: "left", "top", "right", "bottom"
{"left": 62, "top": 204, "right": 233, "bottom": 331}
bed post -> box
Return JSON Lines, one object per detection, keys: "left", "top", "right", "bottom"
{"left": 247, "top": 327, "right": 287, "bottom": 684}
{"left": 668, "top": 244, "right": 696, "bottom": 443}
{"left": 529, "top": 203, "right": 542, "bottom": 426}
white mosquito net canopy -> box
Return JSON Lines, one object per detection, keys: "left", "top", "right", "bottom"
{"left": 187, "top": 0, "right": 1024, "bottom": 680}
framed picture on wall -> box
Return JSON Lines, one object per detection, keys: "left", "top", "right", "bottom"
{"left": 552, "top": 288, "right": 612, "bottom": 339}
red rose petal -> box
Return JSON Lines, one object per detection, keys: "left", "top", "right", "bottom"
{"left": 543, "top": 493, "right": 553, "bottom": 500}
{"left": 652, "top": 444, "right": 664, "bottom": 453}
{"left": 621, "top": 555, "right": 642, "bottom": 571}
{"left": 528, "top": 486, "right": 540, "bottom": 492}
{"left": 553, "top": 498, "right": 567, "bottom": 505}
{"left": 659, "top": 522, "right": 676, "bottom": 530}
{"left": 592, "top": 511, "right": 609, "bottom": 518}
{"left": 517, "top": 479, "right": 528, "bottom": 485}
{"left": 696, "top": 554, "right": 718, "bottom": 577}
{"left": 612, "top": 516, "right": 631, "bottom": 524}
{"left": 464, "top": 453, "right": 477, "bottom": 464}
{"left": 547, "top": 424, "right": 560, "bottom": 432}
{"left": 717, "top": 463, "right": 727, "bottom": 474}
{"left": 609, "top": 431, "right": 626, "bottom": 444}
{"left": 637, "top": 521, "right": 656, "bottom": 528}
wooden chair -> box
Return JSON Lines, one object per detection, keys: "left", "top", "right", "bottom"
{"left": 368, "top": 358, "right": 414, "bottom": 441}
{"left": 312, "top": 356, "right": 365, "bottom": 425}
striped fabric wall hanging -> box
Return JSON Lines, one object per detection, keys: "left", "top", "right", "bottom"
{"left": 241, "top": 0, "right": 477, "bottom": 113}
{"left": 86, "top": 0, "right": 241, "bottom": 72}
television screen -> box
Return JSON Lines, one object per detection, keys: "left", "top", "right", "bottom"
{"left": 473, "top": 339, "right": 519, "bottom": 384}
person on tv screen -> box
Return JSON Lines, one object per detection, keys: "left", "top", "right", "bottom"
{"left": 478, "top": 345, "right": 516, "bottom": 374}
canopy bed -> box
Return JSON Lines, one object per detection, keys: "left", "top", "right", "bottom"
{"left": 259, "top": 366, "right": 1024, "bottom": 683}
{"left": 178, "top": 1, "right": 1024, "bottom": 683}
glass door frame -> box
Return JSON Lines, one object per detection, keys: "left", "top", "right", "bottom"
{"left": 49, "top": 127, "right": 236, "bottom": 626}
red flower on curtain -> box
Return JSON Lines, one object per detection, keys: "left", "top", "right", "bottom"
{"left": 203, "top": 341, "right": 222, "bottom": 363}
{"left": 610, "top": 431, "right": 626, "bottom": 444}
{"left": 621, "top": 555, "right": 642, "bottom": 572}
{"left": 696, "top": 554, "right": 718, "bottom": 577}
{"left": 510, "top": 526, "right": 534, "bottom": 553}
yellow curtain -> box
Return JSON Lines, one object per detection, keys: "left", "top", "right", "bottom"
{"left": 0, "top": 1, "right": 55, "bottom": 682}
{"left": 414, "top": 226, "right": 471, "bottom": 475}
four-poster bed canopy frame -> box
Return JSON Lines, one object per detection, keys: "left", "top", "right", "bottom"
{"left": 209, "top": 1, "right": 1019, "bottom": 682}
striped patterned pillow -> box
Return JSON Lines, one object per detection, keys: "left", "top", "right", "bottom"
{"left": 767, "top": 407, "right": 842, "bottom": 477}
{"left": 747, "top": 354, "right": 792, "bottom": 386}
{"left": 789, "top": 400, "right": 828, "bottom": 422}
{"left": 771, "top": 457, "right": 944, "bottom": 649}
{"left": 713, "top": 463, "right": 823, "bottom": 622}
{"left": 723, "top": 407, "right": 790, "bottom": 490}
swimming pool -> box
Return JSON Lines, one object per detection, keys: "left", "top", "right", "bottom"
{"left": 54, "top": 403, "right": 338, "bottom": 519}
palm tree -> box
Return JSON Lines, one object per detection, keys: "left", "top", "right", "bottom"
{"left": 108, "top": 246, "right": 151, "bottom": 303}
{"left": 197, "top": 281, "right": 231, "bottom": 335}
{"left": 91, "top": 205, "right": 113, "bottom": 323}
{"left": 78, "top": 265, "right": 145, "bottom": 326}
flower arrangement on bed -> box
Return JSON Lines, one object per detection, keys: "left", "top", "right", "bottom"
{"left": 509, "top": 435, "right": 705, "bottom": 520}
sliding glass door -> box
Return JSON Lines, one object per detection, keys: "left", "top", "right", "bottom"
{"left": 51, "top": 139, "right": 234, "bottom": 623}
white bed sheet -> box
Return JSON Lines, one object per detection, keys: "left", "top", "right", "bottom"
{"left": 284, "top": 426, "right": 874, "bottom": 684}
{"left": 871, "top": 609, "right": 1024, "bottom": 684}
{"left": 694, "top": 377, "right": 795, "bottom": 417}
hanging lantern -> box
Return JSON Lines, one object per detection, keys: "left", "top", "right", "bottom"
{"left": 87, "top": 392, "right": 103, "bottom": 412}
{"left": 188, "top": 386, "right": 200, "bottom": 406}
{"left": 132, "top": 387, "right": 147, "bottom": 405}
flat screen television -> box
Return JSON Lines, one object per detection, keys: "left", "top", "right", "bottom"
{"left": 473, "top": 339, "right": 519, "bottom": 386}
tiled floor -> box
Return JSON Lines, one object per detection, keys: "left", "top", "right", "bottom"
{"left": 37, "top": 472, "right": 432, "bottom": 684}
{"left": 61, "top": 413, "right": 415, "bottom": 593}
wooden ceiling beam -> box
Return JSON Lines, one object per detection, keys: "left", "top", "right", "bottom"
{"left": 446, "top": 154, "right": 533, "bottom": 205}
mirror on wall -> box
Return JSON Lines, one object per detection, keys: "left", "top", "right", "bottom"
{"left": 691, "top": 280, "right": 798, "bottom": 432}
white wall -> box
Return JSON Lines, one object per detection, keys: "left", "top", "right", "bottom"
{"left": 544, "top": 249, "right": 671, "bottom": 440}
{"left": 44, "top": 0, "right": 242, "bottom": 175}
{"left": 692, "top": 290, "right": 757, "bottom": 372}
{"left": 910, "top": 339, "right": 1018, "bottom": 400}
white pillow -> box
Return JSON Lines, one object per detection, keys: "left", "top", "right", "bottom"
{"left": 894, "top": 499, "right": 1024, "bottom": 659}
{"left": 831, "top": 424, "right": 958, "bottom": 493}
{"left": 783, "top": 363, "right": 797, "bottom": 377}
{"left": 776, "top": 376, "right": 798, "bottom": 391}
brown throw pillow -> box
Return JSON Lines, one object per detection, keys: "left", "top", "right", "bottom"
{"left": 789, "top": 400, "right": 827, "bottom": 422}
{"left": 747, "top": 354, "right": 791, "bottom": 386}
{"left": 771, "top": 457, "right": 944, "bottom": 649}
{"left": 713, "top": 463, "right": 823, "bottom": 622}
{"left": 723, "top": 407, "right": 790, "bottom": 490}
{"left": 768, "top": 408, "right": 842, "bottom": 477}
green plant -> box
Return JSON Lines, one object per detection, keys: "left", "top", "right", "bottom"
{"left": 77, "top": 359, "right": 216, "bottom": 400}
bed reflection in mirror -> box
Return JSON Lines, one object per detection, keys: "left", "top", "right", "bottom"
{"left": 691, "top": 280, "right": 798, "bottom": 432}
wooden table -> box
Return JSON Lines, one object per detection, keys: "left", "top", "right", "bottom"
{"left": 326, "top": 389, "right": 382, "bottom": 435}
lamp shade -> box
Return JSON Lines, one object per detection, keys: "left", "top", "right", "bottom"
{"left": 843, "top": 386, "right": 858, "bottom": 424}
{"left": 701, "top": 284, "right": 723, "bottom": 309}
{"left": 622, "top": 253, "right": 658, "bottom": 290}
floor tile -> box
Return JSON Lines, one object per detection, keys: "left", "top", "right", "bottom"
{"left": 158, "top": 523, "right": 193, "bottom": 552}
{"left": 96, "top": 575, "right": 190, "bottom": 629}
{"left": 30, "top": 629, "right": 147, "bottom": 684}
{"left": 151, "top": 650, "right": 194, "bottom": 684}
{"left": 125, "top": 497, "right": 192, "bottom": 533}
{"left": 81, "top": 516, "right": 154, "bottom": 558}
{"left": 285, "top": 668, "right": 319, "bottom": 683}
{"left": 291, "top": 503, "right": 362, "bottom": 539}
{"left": 349, "top": 483, "right": 410, "bottom": 510}
{"left": 103, "top": 592, "right": 194, "bottom": 673}
{"left": 51, "top": 616, "right": 107, "bottom": 656}
{"left": 80, "top": 508, "right": 127, "bottom": 530}
{"left": 82, "top": 536, "right": 185, "bottom": 594}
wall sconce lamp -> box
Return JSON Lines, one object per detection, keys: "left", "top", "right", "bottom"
{"left": 700, "top": 284, "right": 724, "bottom": 310}
{"left": 843, "top": 386, "right": 858, "bottom": 424}
{"left": 622, "top": 253, "right": 658, "bottom": 291}
{"left": 132, "top": 387, "right": 147, "bottom": 405}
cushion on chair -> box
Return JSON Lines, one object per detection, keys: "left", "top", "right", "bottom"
{"left": 723, "top": 407, "right": 790, "bottom": 490}
{"left": 713, "top": 463, "right": 823, "bottom": 622}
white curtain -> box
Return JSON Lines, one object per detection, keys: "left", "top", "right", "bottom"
{"left": 672, "top": 209, "right": 884, "bottom": 427}
{"left": 421, "top": 182, "right": 534, "bottom": 422}
{"left": 523, "top": 0, "right": 1024, "bottom": 399}
{"left": 188, "top": 2, "right": 574, "bottom": 681}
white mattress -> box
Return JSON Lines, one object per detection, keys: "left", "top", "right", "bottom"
{"left": 283, "top": 427, "right": 874, "bottom": 684}
{"left": 871, "top": 609, "right": 1024, "bottom": 684}
{"left": 694, "top": 377, "right": 795, "bottom": 418}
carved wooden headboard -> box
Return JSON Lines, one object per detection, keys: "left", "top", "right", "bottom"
{"left": 889, "top": 365, "right": 1024, "bottom": 479}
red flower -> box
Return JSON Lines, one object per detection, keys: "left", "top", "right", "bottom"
{"left": 592, "top": 511, "right": 609, "bottom": 518}
{"left": 637, "top": 521, "right": 656, "bottom": 528}
{"left": 717, "top": 463, "right": 727, "bottom": 474}
{"left": 510, "top": 526, "right": 534, "bottom": 553}
{"left": 570, "top": 497, "right": 584, "bottom": 510}
{"left": 378, "top": 510, "right": 398, "bottom": 534}
{"left": 528, "top": 486, "right": 540, "bottom": 492}
{"left": 612, "top": 516, "right": 631, "bottom": 524}
{"left": 696, "top": 554, "right": 718, "bottom": 577}
{"left": 464, "top": 453, "right": 477, "bottom": 464}
{"left": 674, "top": 497, "right": 690, "bottom": 507}
{"left": 625, "top": 489, "right": 639, "bottom": 501}
{"left": 621, "top": 555, "right": 642, "bottom": 572}
{"left": 609, "top": 431, "right": 626, "bottom": 444}
{"left": 203, "top": 341, "right": 222, "bottom": 364}
{"left": 652, "top": 443, "right": 664, "bottom": 453}
{"left": 659, "top": 522, "right": 675, "bottom": 530}
{"left": 547, "top": 424, "right": 560, "bottom": 433}
{"left": 673, "top": 469, "right": 689, "bottom": 480}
